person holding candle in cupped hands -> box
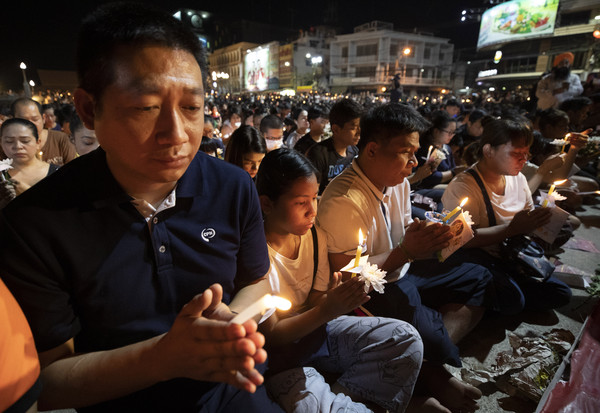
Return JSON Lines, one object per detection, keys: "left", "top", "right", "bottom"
{"left": 318, "top": 103, "right": 493, "bottom": 413}
{"left": 443, "top": 118, "right": 572, "bottom": 315}
{"left": 231, "top": 147, "right": 424, "bottom": 413}
{"left": 0, "top": 4, "right": 284, "bottom": 412}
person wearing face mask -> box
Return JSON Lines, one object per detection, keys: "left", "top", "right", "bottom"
{"left": 536, "top": 52, "right": 583, "bottom": 110}
{"left": 260, "top": 114, "right": 284, "bottom": 152}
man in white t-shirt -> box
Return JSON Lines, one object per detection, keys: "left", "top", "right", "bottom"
{"left": 318, "top": 103, "right": 491, "bottom": 411}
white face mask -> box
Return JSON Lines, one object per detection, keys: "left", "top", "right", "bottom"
{"left": 266, "top": 139, "right": 282, "bottom": 151}
{"left": 234, "top": 122, "right": 241, "bottom": 128}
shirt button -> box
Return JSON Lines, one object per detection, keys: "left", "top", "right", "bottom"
{"left": 153, "top": 217, "right": 158, "bottom": 224}
{"left": 159, "top": 245, "right": 166, "bottom": 253}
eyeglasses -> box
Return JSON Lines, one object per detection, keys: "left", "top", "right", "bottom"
{"left": 440, "top": 129, "right": 456, "bottom": 136}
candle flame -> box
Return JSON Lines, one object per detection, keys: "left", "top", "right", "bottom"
{"left": 553, "top": 179, "right": 568, "bottom": 186}
{"left": 459, "top": 197, "right": 468, "bottom": 207}
{"left": 358, "top": 228, "right": 363, "bottom": 244}
{"left": 264, "top": 294, "right": 292, "bottom": 311}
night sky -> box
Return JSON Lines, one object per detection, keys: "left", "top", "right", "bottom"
{"left": 0, "top": 0, "right": 483, "bottom": 91}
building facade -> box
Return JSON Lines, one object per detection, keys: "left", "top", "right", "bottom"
{"left": 329, "top": 21, "right": 454, "bottom": 95}
{"left": 208, "top": 42, "right": 258, "bottom": 94}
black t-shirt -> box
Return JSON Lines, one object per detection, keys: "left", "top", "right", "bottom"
{"left": 307, "top": 138, "right": 358, "bottom": 194}
{"left": 294, "top": 132, "right": 320, "bottom": 155}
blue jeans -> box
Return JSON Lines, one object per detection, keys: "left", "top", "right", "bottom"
{"left": 266, "top": 316, "right": 423, "bottom": 413}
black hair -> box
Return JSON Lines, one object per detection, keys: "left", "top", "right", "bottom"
{"left": 468, "top": 109, "right": 487, "bottom": 124}
{"left": 256, "top": 147, "right": 319, "bottom": 202}
{"left": 328, "top": 98, "right": 363, "bottom": 127}
{"left": 10, "top": 97, "right": 41, "bottom": 117}
{"left": 69, "top": 112, "right": 84, "bottom": 134}
{"left": 224, "top": 125, "right": 267, "bottom": 168}
{"left": 291, "top": 106, "right": 308, "bottom": 121}
{"left": 444, "top": 99, "right": 460, "bottom": 108}
{"left": 1, "top": 118, "right": 40, "bottom": 142}
{"left": 539, "top": 108, "right": 569, "bottom": 131}
{"left": 421, "top": 110, "right": 456, "bottom": 146}
{"left": 41, "top": 104, "right": 56, "bottom": 113}
{"left": 477, "top": 118, "right": 533, "bottom": 158}
{"left": 307, "top": 105, "right": 329, "bottom": 121}
{"left": 200, "top": 136, "right": 218, "bottom": 156}
{"left": 77, "top": 2, "right": 207, "bottom": 101}
{"left": 358, "top": 103, "right": 430, "bottom": 151}
{"left": 558, "top": 96, "right": 592, "bottom": 113}
{"left": 56, "top": 104, "right": 76, "bottom": 128}
{"left": 259, "top": 114, "right": 283, "bottom": 134}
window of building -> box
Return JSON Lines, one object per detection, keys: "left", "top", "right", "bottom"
{"left": 310, "top": 40, "right": 319, "bottom": 47}
{"left": 342, "top": 46, "right": 348, "bottom": 58}
{"left": 355, "top": 66, "right": 376, "bottom": 77}
{"left": 356, "top": 44, "right": 378, "bottom": 57}
{"left": 390, "top": 43, "right": 398, "bottom": 57}
{"left": 424, "top": 46, "right": 431, "bottom": 60}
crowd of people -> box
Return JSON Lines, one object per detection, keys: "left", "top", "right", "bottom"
{"left": 1, "top": 3, "right": 599, "bottom": 413}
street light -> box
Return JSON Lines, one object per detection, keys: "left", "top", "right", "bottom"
{"left": 19, "top": 62, "right": 31, "bottom": 98}
{"left": 402, "top": 47, "right": 411, "bottom": 81}
{"left": 29, "top": 80, "right": 35, "bottom": 95}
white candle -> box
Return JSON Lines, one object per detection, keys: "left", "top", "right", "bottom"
{"left": 442, "top": 197, "right": 468, "bottom": 223}
{"left": 354, "top": 229, "right": 364, "bottom": 267}
{"left": 230, "top": 294, "right": 291, "bottom": 324}
{"left": 426, "top": 145, "right": 433, "bottom": 161}
{"left": 542, "top": 179, "right": 567, "bottom": 207}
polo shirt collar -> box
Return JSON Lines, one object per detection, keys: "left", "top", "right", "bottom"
{"left": 83, "top": 149, "right": 205, "bottom": 210}
{"left": 351, "top": 159, "right": 392, "bottom": 202}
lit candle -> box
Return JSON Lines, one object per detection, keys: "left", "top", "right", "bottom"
{"left": 354, "top": 229, "right": 364, "bottom": 267}
{"left": 560, "top": 134, "right": 570, "bottom": 153}
{"left": 230, "top": 294, "right": 291, "bottom": 324}
{"left": 426, "top": 145, "right": 433, "bottom": 161}
{"left": 542, "top": 179, "right": 567, "bottom": 207}
{"left": 442, "top": 197, "right": 468, "bottom": 223}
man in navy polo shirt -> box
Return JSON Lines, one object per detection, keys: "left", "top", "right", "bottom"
{"left": 0, "top": 4, "right": 282, "bottom": 412}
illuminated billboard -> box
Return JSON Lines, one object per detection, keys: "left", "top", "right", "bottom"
{"left": 477, "top": 0, "right": 559, "bottom": 50}
{"left": 245, "top": 47, "right": 270, "bottom": 92}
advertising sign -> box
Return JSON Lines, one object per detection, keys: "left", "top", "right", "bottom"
{"left": 245, "top": 47, "right": 270, "bottom": 92}
{"left": 477, "top": 0, "right": 559, "bottom": 50}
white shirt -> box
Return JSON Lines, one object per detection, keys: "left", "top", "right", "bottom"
{"left": 267, "top": 227, "right": 331, "bottom": 308}
{"left": 536, "top": 72, "right": 583, "bottom": 110}
{"left": 317, "top": 159, "right": 412, "bottom": 282}
{"left": 442, "top": 164, "right": 533, "bottom": 255}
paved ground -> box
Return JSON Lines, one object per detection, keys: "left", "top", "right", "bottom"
{"left": 447, "top": 198, "right": 600, "bottom": 413}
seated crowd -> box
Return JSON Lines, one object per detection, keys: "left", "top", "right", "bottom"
{"left": 2, "top": 3, "right": 599, "bottom": 413}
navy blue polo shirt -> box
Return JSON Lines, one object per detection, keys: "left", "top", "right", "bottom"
{"left": 0, "top": 148, "right": 271, "bottom": 411}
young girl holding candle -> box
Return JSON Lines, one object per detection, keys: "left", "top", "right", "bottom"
{"left": 442, "top": 118, "right": 572, "bottom": 314}
{"left": 251, "top": 148, "right": 423, "bottom": 413}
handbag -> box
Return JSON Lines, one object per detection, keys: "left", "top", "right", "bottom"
{"left": 466, "top": 169, "right": 555, "bottom": 282}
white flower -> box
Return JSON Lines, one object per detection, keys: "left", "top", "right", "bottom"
{"left": 0, "top": 158, "right": 13, "bottom": 172}
{"left": 549, "top": 139, "right": 568, "bottom": 146}
{"left": 462, "top": 210, "right": 474, "bottom": 227}
{"left": 358, "top": 262, "right": 387, "bottom": 294}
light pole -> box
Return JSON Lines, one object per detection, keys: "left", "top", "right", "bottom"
{"left": 29, "top": 80, "right": 35, "bottom": 96}
{"left": 20, "top": 62, "right": 32, "bottom": 98}
{"left": 311, "top": 55, "right": 322, "bottom": 91}
{"left": 402, "top": 47, "right": 411, "bottom": 82}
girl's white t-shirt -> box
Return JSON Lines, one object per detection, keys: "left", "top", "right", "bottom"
{"left": 267, "top": 226, "right": 331, "bottom": 308}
